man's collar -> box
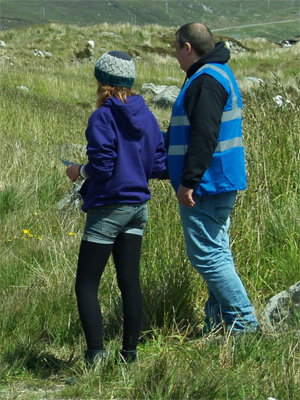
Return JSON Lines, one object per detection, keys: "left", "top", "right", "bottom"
{"left": 186, "top": 42, "right": 226, "bottom": 78}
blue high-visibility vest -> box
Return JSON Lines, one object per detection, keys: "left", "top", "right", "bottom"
{"left": 168, "top": 63, "right": 247, "bottom": 195}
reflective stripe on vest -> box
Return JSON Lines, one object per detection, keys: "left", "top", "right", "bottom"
{"left": 169, "top": 136, "right": 243, "bottom": 156}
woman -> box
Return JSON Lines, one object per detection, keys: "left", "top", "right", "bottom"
{"left": 66, "top": 51, "right": 167, "bottom": 364}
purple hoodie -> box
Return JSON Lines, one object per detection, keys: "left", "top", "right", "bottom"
{"left": 80, "top": 95, "right": 167, "bottom": 211}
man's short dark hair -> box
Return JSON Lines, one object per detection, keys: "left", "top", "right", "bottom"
{"left": 176, "top": 23, "right": 215, "bottom": 57}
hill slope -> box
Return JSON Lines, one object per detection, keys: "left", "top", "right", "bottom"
{"left": 0, "top": 0, "right": 299, "bottom": 41}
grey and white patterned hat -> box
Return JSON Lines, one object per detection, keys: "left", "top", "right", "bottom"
{"left": 94, "top": 51, "right": 135, "bottom": 88}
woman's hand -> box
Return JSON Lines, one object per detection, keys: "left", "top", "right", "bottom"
{"left": 66, "top": 163, "right": 81, "bottom": 182}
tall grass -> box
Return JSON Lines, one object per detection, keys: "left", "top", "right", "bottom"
{"left": 1, "top": 23, "right": 300, "bottom": 399}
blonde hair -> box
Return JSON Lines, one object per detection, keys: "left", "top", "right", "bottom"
{"left": 96, "top": 82, "right": 136, "bottom": 108}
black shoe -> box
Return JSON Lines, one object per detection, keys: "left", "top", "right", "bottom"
{"left": 84, "top": 349, "right": 108, "bottom": 366}
{"left": 120, "top": 349, "right": 137, "bottom": 363}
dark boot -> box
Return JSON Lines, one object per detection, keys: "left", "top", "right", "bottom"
{"left": 120, "top": 349, "right": 137, "bottom": 363}
{"left": 84, "top": 349, "right": 108, "bottom": 366}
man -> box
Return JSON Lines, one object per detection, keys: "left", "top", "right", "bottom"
{"left": 167, "top": 22, "right": 259, "bottom": 334}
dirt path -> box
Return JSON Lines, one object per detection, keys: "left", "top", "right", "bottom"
{"left": 211, "top": 18, "right": 300, "bottom": 32}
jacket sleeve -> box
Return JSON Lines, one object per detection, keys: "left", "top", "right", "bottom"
{"left": 150, "top": 129, "right": 168, "bottom": 179}
{"left": 180, "top": 74, "right": 228, "bottom": 188}
{"left": 83, "top": 116, "right": 117, "bottom": 181}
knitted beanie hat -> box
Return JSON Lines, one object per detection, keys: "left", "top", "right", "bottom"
{"left": 94, "top": 51, "right": 135, "bottom": 88}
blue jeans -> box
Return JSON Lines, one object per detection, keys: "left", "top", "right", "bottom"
{"left": 82, "top": 202, "right": 148, "bottom": 244}
{"left": 179, "top": 191, "right": 258, "bottom": 332}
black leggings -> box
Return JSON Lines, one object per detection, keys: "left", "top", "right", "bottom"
{"left": 75, "top": 233, "right": 143, "bottom": 351}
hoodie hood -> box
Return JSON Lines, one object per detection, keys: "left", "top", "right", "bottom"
{"left": 104, "top": 95, "right": 149, "bottom": 140}
{"left": 187, "top": 41, "right": 230, "bottom": 79}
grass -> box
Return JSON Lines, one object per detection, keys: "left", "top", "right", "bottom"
{"left": 1, "top": 0, "right": 300, "bottom": 42}
{"left": 0, "top": 22, "right": 300, "bottom": 399}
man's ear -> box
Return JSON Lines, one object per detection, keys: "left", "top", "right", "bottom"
{"left": 185, "top": 42, "right": 193, "bottom": 55}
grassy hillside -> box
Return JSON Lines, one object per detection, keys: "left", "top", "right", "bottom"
{"left": 0, "top": 22, "right": 300, "bottom": 399}
{"left": 0, "top": 0, "right": 300, "bottom": 42}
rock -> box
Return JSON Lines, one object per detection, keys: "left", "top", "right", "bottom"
{"left": 76, "top": 42, "right": 95, "bottom": 59}
{"left": 0, "top": 40, "right": 6, "bottom": 47}
{"left": 273, "top": 95, "right": 284, "bottom": 107}
{"left": 66, "top": 377, "right": 77, "bottom": 385}
{"left": 225, "top": 41, "right": 246, "bottom": 53}
{"left": 17, "top": 86, "right": 29, "bottom": 91}
{"left": 34, "top": 49, "right": 45, "bottom": 57}
{"left": 239, "top": 76, "right": 264, "bottom": 89}
{"left": 84, "top": 46, "right": 95, "bottom": 58}
{"left": 57, "top": 179, "right": 84, "bottom": 211}
{"left": 101, "top": 32, "right": 122, "bottom": 40}
{"left": 272, "top": 95, "right": 293, "bottom": 107}
{"left": 152, "top": 86, "right": 180, "bottom": 108}
{"left": 201, "top": 4, "right": 213, "bottom": 13}
{"left": 141, "top": 83, "right": 167, "bottom": 95}
{"left": 260, "top": 280, "right": 300, "bottom": 333}
{"left": 243, "top": 77, "right": 264, "bottom": 84}
{"left": 1, "top": 55, "right": 10, "bottom": 61}
{"left": 289, "top": 281, "right": 300, "bottom": 303}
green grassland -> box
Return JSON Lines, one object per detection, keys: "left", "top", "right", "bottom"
{"left": 0, "top": 0, "right": 300, "bottom": 42}
{"left": 0, "top": 22, "right": 300, "bottom": 399}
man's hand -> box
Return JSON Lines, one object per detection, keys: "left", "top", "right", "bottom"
{"left": 177, "top": 184, "right": 195, "bottom": 207}
{"left": 66, "top": 163, "right": 81, "bottom": 182}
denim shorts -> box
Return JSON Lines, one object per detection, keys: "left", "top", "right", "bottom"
{"left": 82, "top": 202, "right": 148, "bottom": 244}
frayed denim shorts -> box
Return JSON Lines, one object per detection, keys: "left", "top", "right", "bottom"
{"left": 82, "top": 202, "right": 148, "bottom": 244}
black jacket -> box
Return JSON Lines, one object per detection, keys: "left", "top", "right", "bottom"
{"left": 165, "top": 41, "right": 231, "bottom": 189}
